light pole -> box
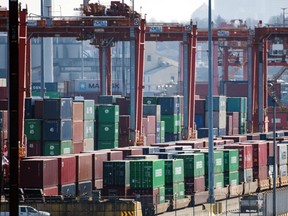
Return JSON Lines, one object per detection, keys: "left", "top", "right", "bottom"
{"left": 269, "top": 83, "right": 277, "bottom": 216}
{"left": 281, "top": 8, "right": 287, "bottom": 26}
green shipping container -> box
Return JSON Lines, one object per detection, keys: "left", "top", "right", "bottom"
{"left": 98, "top": 105, "right": 119, "bottom": 123}
{"left": 224, "top": 171, "right": 239, "bottom": 186}
{"left": 165, "top": 182, "right": 185, "bottom": 200}
{"left": 98, "top": 122, "right": 119, "bottom": 141}
{"left": 96, "top": 140, "right": 118, "bottom": 150}
{"left": 103, "top": 160, "right": 130, "bottom": 186}
{"left": 239, "top": 112, "right": 247, "bottom": 134}
{"left": 143, "top": 96, "right": 158, "bottom": 105}
{"left": 205, "top": 95, "right": 226, "bottom": 111}
{"left": 161, "top": 114, "right": 181, "bottom": 133}
{"left": 83, "top": 100, "right": 95, "bottom": 120}
{"left": 174, "top": 153, "right": 205, "bottom": 177}
{"left": 24, "top": 119, "right": 42, "bottom": 141}
{"left": 164, "top": 159, "right": 184, "bottom": 184}
{"left": 84, "top": 120, "right": 94, "bottom": 139}
{"left": 205, "top": 172, "right": 224, "bottom": 189}
{"left": 221, "top": 149, "right": 239, "bottom": 172}
{"left": 226, "top": 97, "right": 247, "bottom": 113}
{"left": 32, "top": 91, "right": 61, "bottom": 98}
{"left": 43, "top": 140, "right": 73, "bottom": 156}
{"left": 202, "top": 150, "right": 224, "bottom": 174}
{"left": 130, "top": 160, "right": 165, "bottom": 189}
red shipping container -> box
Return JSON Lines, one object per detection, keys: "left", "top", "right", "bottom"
{"left": 72, "top": 121, "right": 84, "bottom": 141}
{"left": 34, "top": 100, "right": 44, "bottom": 118}
{"left": 195, "top": 99, "right": 206, "bottom": 115}
{"left": 102, "top": 185, "right": 130, "bottom": 198}
{"left": 224, "top": 144, "right": 253, "bottom": 169}
{"left": 222, "top": 139, "right": 235, "bottom": 144}
{"left": 26, "top": 140, "right": 42, "bottom": 156}
{"left": 268, "top": 112, "right": 288, "bottom": 131}
{"left": 119, "top": 115, "right": 130, "bottom": 135}
{"left": 146, "top": 134, "right": 156, "bottom": 146}
{"left": 0, "top": 100, "right": 8, "bottom": 110}
{"left": 241, "top": 141, "right": 268, "bottom": 166}
{"left": 58, "top": 155, "right": 76, "bottom": 185}
{"left": 175, "top": 140, "right": 204, "bottom": 149}
{"left": 0, "top": 87, "right": 8, "bottom": 99}
{"left": 253, "top": 166, "right": 268, "bottom": 180}
{"left": 72, "top": 102, "right": 84, "bottom": 121}
{"left": 142, "top": 116, "right": 156, "bottom": 135}
{"left": 43, "top": 186, "right": 59, "bottom": 196}
{"left": 75, "top": 153, "right": 92, "bottom": 182}
{"left": 185, "top": 176, "right": 206, "bottom": 194}
{"left": 225, "top": 82, "right": 248, "bottom": 97}
{"left": 266, "top": 141, "right": 274, "bottom": 157}
{"left": 73, "top": 141, "right": 84, "bottom": 154}
{"left": 20, "top": 158, "right": 58, "bottom": 188}
{"left": 93, "top": 151, "right": 108, "bottom": 180}
{"left": 196, "top": 82, "right": 208, "bottom": 98}
{"left": 214, "top": 139, "right": 225, "bottom": 146}
{"left": 107, "top": 150, "right": 123, "bottom": 161}
{"left": 119, "top": 134, "right": 130, "bottom": 148}
{"left": 227, "top": 112, "right": 239, "bottom": 135}
{"left": 115, "top": 97, "right": 130, "bottom": 115}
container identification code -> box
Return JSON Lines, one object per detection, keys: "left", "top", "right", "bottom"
{"left": 216, "top": 158, "right": 222, "bottom": 166}
{"left": 175, "top": 167, "right": 182, "bottom": 175}
{"left": 231, "top": 156, "right": 237, "bottom": 163}
{"left": 155, "top": 169, "right": 162, "bottom": 177}
{"left": 196, "top": 161, "right": 203, "bottom": 169}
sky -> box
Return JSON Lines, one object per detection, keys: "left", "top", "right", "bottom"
{"left": 1, "top": 0, "right": 209, "bottom": 22}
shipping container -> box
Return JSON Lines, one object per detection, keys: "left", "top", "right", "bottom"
{"left": 83, "top": 138, "right": 94, "bottom": 151}
{"left": 98, "top": 105, "right": 119, "bottom": 123}
{"left": 161, "top": 114, "right": 181, "bottom": 134}
{"left": 26, "top": 140, "right": 42, "bottom": 156}
{"left": 34, "top": 100, "right": 44, "bottom": 119}
{"left": 205, "top": 172, "right": 224, "bottom": 189}
{"left": 98, "top": 122, "right": 118, "bottom": 141}
{"left": 157, "top": 96, "right": 183, "bottom": 115}
{"left": 205, "top": 111, "right": 227, "bottom": 129}
{"left": 226, "top": 97, "right": 247, "bottom": 113}
{"left": 130, "top": 160, "right": 165, "bottom": 189}
{"left": 24, "top": 119, "right": 42, "bottom": 141}
{"left": 98, "top": 95, "right": 121, "bottom": 104}
{"left": 205, "top": 95, "right": 226, "bottom": 111}
{"left": 142, "top": 116, "right": 156, "bottom": 135}
{"left": 202, "top": 150, "right": 224, "bottom": 174}
{"left": 143, "top": 96, "right": 158, "bottom": 105}
{"left": 219, "top": 149, "right": 239, "bottom": 172}
{"left": 77, "top": 180, "right": 93, "bottom": 197}
{"left": 107, "top": 150, "right": 123, "bottom": 160}
{"left": 72, "top": 121, "right": 84, "bottom": 141}
{"left": 97, "top": 140, "right": 119, "bottom": 150}
{"left": 112, "top": 147, "right": 143, "bottom": 160}
{"left": 57, "top": 155, "right": 76, "bottom": 185}
{"left": 59, "top": 183, "right": 77, "bottom": 197}
{"left": 72, "top": 101, "right": 84, "bottom": 121}
{"left": 184, "top": 176, "right": 206, "bottom": 194}
{"left": 174, "top": 153, "right": 205, "bottom": 177}
{"left": 24, "top": 98, "right": 34, "bottom": 119}
{"left": 20, "top": 158, "right": 58, "bottom": 188}
{"left": 84, "top": 120, "right": 94, "bottom": 139}
{"left": 119, "top": 115, "right": 130, "bottom": 135}
{"left": 239, "top": 168, "right": 253, "bottom": 182}
{"left": 195, "top": 99, "right": 206, "bottom": 114}
{"left": 253, "top": 166, "right": 268, "bottom": 180}
{"left": 75, "top": 153, "right": 93, "bottom": 182}
{"left": 224, "top": 171, "right": 239, "bottom": 186}
{"left": 103, "top": 160, "right": 130, "bottom": 186}
{"left": 197, "top": 128, "right": 218, "bottom": 138}
{"left": 42, "top": 119, "right": 72, "bottom": 141}
{"left": 165, "top": 182, "right": 185, "bottom": 200}
{"left": 83, "top": 100, "right": 95, "bottom": 120}
{"left": 0, "top": 110, "right": 8, "bottom": 129}
{"left": 224, "top": 144, "right": 253, "bottom": 169}
{"left": 175, "top": 140, "right": 204, "bottom": 149}
{"left": 72, "top": 141, "right": 83, "bottom": 154}
{"left": 164, "top": 159, "right": 184, "bottom": 184}
{"left": 43, "top": 98, "right": 72, "bottom": 119}
{"left": 241, "top": 141, "right": 268, "bottom": 166}
{"left": 143, "top": 104, "right": 161, "bottom": 120}
{"left": 43, "top": 140, "right": 73, "bottom": 156}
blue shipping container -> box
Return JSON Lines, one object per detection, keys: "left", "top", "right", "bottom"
{"left": 157, "top": 96, "right": 183, "bottom": 115}
{"left": 43, "top": 119, "right": 72, "bottom": 141}
{"left": 43, "top": 98, "right": 72, "bottom": 120}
